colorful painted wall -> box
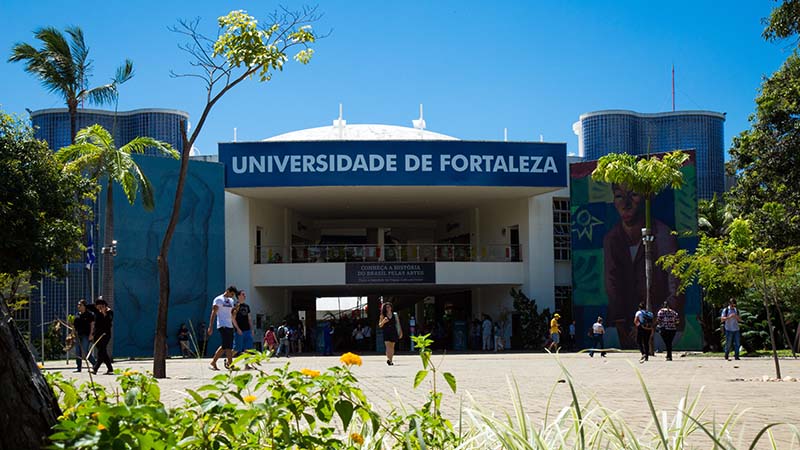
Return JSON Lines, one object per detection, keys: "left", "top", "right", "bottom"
{"left": 570, "top": 152, "right": 702, "bottom": 350}
{"left": 110, "top": 155, "right": 225, "bottom": 357}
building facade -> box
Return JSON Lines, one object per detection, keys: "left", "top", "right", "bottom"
{"left": 573, "top": 110, "right": 725, "bottom": 199}
{"left": 31, "top": 108, "right": 189, "bottom": 155}
{"left": 28, "top": 108, "right": 224, "bottom": 358}
{"left": 221, "top": 123, "right": 573, "bottom": 352}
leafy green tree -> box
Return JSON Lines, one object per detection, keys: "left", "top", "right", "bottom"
{"left": 56, "top": 125, "right": 177, "bottom": 318}
{"left": 0, "top": 112, "right": 96, "bottom": 278}
{"left": 659, "top": 218, "right": 796, "bottom": 378}
{"left": 152, "top": 8, "right": 319, "bottom": 378}
{"left": 0, "top": 111, "right": 96, "bottom": 449}
{"left": 728, "top": 51, "right": 800, "bottom": 250}
{"left": 591, "top": 151, "right": 689, "bottom": 312}
{"left": 8, "top": 26, "right": 133, "bottom": 143}
{"left": 762, "top": 0, "right": 800, "bottom": 44}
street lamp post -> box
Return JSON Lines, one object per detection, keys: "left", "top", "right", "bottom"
{"left": 641, "top": 228, "right": 655, "bottom": 312}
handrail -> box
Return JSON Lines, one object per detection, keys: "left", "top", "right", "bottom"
{"left": 253, "top": 244, "right": 521, "bottom": 264}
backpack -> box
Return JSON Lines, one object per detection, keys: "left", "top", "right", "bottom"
{"left": 277, "top": 326, "right": 287, "bottom": 339}
{"left": 639, "top": 310, "right": 654, "bottom": 328}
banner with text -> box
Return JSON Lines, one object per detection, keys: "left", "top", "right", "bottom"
{"left": 219, "top": 140, "right": 567, "bottom": 188}
{"left": 346, "top": 262, "right": 436, "bottom": 284}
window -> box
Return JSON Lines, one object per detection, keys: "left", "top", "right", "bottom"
{"left": 554, "top": 285, "right": 572, "bottom": 315}
{"left": 553, "top": 198, "right": 571, "bottom": 261}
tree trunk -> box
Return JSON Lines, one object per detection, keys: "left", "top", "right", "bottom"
{"left": 102, "top": 178, "right": 114, "bottom": 357}
{"left": 68, "top": 100, "right": 77, "bottom": 144}
{"left": 0, "top": 300, "right": 61, "bottom": 449}
{"left": 759, "top": 267, "right": 782, "bottom": 379}
{"left": 153, "top": 122, "right": 191, "bottom": 379}
{"left": 769, "top": 279, "right": 797, "bottom": 358}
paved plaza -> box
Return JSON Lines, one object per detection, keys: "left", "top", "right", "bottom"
{"left": 48, "top": 352, "right": 800, "bottom": 447}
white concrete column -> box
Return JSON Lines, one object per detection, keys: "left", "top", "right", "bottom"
{"left": 526, "top": 194, "right": 555, "bottom": 311}
{"left": 471, "top": 207, "right": 480, "bottom": 261}
{"left": 377, "top": 227, "right": 385, "bottom": 261}
{"left": 225, "top": 192, "right": 251, "bottom": 290}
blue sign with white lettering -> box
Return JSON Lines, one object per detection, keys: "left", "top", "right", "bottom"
{"left": 219, "top": 140, "right": 567, "bottom": 188}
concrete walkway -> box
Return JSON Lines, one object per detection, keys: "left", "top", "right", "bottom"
{"left": 48, "top": 352, "right": 800, "bottom": 447}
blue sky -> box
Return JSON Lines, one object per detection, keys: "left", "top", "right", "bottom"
{"left": 0, "top": 1, "right": 791, "bottom": 156}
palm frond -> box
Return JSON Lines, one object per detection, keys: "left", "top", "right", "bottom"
{"left": 115, "top": 59, "right": 135, "bottom": 84}
{"left": 132, "top": 164, "right": 155, "bottom": 211}
{"left": 63, "top": 152, "right": 105, "bottom": 175}
{"left": 122, "top": 137, "right": 178, "bottom": 158}
{"left": 120, "top": 170, "right": 138, "bottom": 205}
{"left": 75, "top": 124, "right": 115, "bottom": 151}
{"left": 8, "top": 41, "right": 74, "bottom": 99}
{"left": 36, "top": 27, "right": 78, "bottom": 88}
{"left": 64, "top": 26, "right": 90, "bottom": 88}
{"left": 55, "top": 142, "right": 102, "bottom": 165}
{"left": 81, "top": 83, "right": 118, "bottom": 106}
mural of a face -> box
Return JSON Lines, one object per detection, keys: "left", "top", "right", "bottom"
{"left": 612, "top": 184, "right": 643, "bottom": 227}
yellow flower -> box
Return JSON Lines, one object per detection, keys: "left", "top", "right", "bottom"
{"left": 300, "top": 368, "right": 320, "bottom": 378}
{"left": 91, "top": 412, "right": 99, "bottom": 419}
{"left": 340, "top": 352, "right": 362, "bottom": 367}
{"left": 243, "top": 395, "right": 257, "bottom": 404}
{"left": 37, "top": 363, "right": 44, "bottom": 369}
{"left": 123, "top": 371, "right": 133, "bottom": 376}
{"left": 351, "top": 432, "right": 364, "bottom": 445}
{"left": 97, "top": 424, "right": 106, "bottom": 431}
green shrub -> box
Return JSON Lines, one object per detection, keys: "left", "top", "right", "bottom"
{"left": 44, "top": 344, "right": 800, "bottom": 449}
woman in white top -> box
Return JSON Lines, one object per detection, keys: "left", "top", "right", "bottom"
{"left": 589, "top": 317, "right": 606, "bottom": 358}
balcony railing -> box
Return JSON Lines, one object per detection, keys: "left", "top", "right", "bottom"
{"left": 254, "top": 244, "right": 522, "bottom": 264}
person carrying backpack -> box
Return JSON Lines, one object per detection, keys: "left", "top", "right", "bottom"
{"left": 634, "top": 302, "right": 653, "bottom": 363}
{"left": 276, "top": 321, "right": 290, "bottom": 358}
{"left": 721, "top": 299, "right": 741, "bottom": 361}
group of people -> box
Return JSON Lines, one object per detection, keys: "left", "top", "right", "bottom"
{"left": 473, "top": 315, "right": 507, "bottom": 352}
{"left": 207, "top": 286, "right": 256, "bottom": 370}
{"left": 263, "top": 320, "right": 299, "bottom": 358}
{"left": 71, "top": 298, "right": 114, "bottom": 375}
{"left": 551, "top": 298, "right": 741, "bottom": 362}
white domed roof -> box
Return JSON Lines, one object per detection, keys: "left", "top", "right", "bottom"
{"left": 264, "top": 124, "right": 458, "bottom": 141}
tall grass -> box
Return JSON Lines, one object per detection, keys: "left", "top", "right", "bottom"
{"left": 453, "top": 361, "right": 800, "bottom": 449}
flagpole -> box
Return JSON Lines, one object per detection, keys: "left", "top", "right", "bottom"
{"left": 65, "top": 263, "right": 69, "bottom": 364}
{"left": 40, "top": 278, "right": 44, "bottom": 364}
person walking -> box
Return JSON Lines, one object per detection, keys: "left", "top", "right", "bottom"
{"left": 352, "top": 323, "right": 364, "bottom": 350}
{"left": 233, "top": 290, "right": 254, "bottom": 359}
{"left": 657, "top": 302, "right": 680, "bottom": 361}
{"left": 634, "top": 303, "right": 654, "bottom": 363}
{"left": 276, "top": 321, "right": 291, "bottom": 358}
{"left": 568, "top": 320, "right": 576, "bottom": 350}
{"left": 481, "top": 314, "right": 493, "bottom": 351}
{"left": 322, "top": 320, "right": 334, "bottom": 356}
{"left": 589, "top": 317, "right": 606, "bottom": 357}
{"left": 73, "top": 299, "right": 96, "bottom": 372}
{"left": 379, "top": 302, "right": 402, "bottom": 365}
{"left": 721, "top": 299, "right": 741, "bottom": 361}
{"left": 177, "top": 323, "right": 192, "bottom": 358}
{"left": 90, "top": 299, "right": 114, "bottom": 375}
{"left": 263, "top": 326, "right": 277, "bottom": 354}
{"left": 547, "top": 313, "right": 561, "bottom": 352}
{"left": 207, "top": 286, "right": 238, "bottom": 371}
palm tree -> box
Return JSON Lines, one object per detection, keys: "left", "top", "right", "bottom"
{"left": 56, "top": 125, "right": 178, "bottom": 320}
{"left": 9, "top": 26, "right": 133, "bottom": 143}
{"left": 698, "top": 193, "right": 733, "bottom": 238}
{"left": 591, "top": 151, "right": 689, "bottom": 312}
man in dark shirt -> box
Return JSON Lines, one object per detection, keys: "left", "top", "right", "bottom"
{"left": 73, "top": 299, "right": 96, "bottom": 372}
{"left": 91, "top": 299, "right": 114, "bottom": 375}
{"left": 233, "top": 290, "right": 253, "bottom": 360}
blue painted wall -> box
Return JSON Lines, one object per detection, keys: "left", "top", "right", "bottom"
{"left": 108, "top": 155, "right": 225, "bottom": 357}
